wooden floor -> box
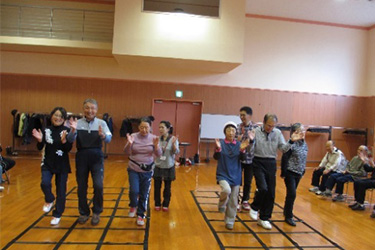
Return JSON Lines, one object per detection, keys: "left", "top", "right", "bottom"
{"left": 1, "top": 155, "right": 375, "bottom": 250}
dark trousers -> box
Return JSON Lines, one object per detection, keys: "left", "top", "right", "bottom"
{"left": 154, "top": 179, "right": 172, "bottom": 207}
{"left": 250, "top": 157, "right": 276, "bottom": 221}
{"left": 128, "top": 169, "right": 153, "bottom": 218}
{"left": 41, "top": 170, "right": 68, "bottom": 218}
{"left": 311, "top": 168, "right": 333, "bottom": 191}
{"left": 354, "top": 179, "right": 375, "bottom": 204}
{"left": 241, "top": 163, "right": 253, "bottom": 203}
{"left": 283, "top": 170, "right": 301, "bottom": 219}
{"left": 326, "top": 173, "right": 353, "bottom": 194}
{"left": 76, "top": 149, "right": 104, "bottom": 216}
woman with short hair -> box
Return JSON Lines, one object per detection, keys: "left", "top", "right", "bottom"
{"left": 124, "top": 117, "right": 162, "bottom": 226}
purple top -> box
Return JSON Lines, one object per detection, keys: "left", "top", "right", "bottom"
{"left": 124, "top": 132, "right": 162, "bottom": 172}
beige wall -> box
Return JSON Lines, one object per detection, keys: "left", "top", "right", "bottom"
{"left": 367, "top": 28, "right": 375, "bottom": 96}
{"left": 1, "top": 17, "right": 372, "bottom": 97}
{"left": 113, "top": 0, "right": 245, "bottom": 64}
{"left": 240, "top": 17, "right": 369, "bottom": 96}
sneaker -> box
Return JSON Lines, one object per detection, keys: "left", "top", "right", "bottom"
{"left": 225, "top": 223, "right": 234, "bottom": 230}
{"left": 332, "top": 194, "right": 345, "bottom": 202}
{"left": 315, "top": 190, "right": 323, "bottom": 195}
{"left": 371, "top": 211, "right": 375, "bottom": 218}
{"left": 237, "top": 204, "right": 241, "bottom": 212}
{"left": 91, "top": 213, "right": 100, "bottom": 226}
{"left": 50, "top": 217, "right": 61, "bottom": 225}
{"left": 351, "top": 204, "right": 365, "bottom": 211}
{"left": 162, "top": 207, "right": 169, "bottom": 212}
{"left": 257, "top": 219, "right": 272, "bottom": 230}
{"left": 155, "top": 206, "right": 161, "bottom": 211}
{"left": 77, "top": 215, "right": 89, "bottom": 224}
{"left": 43, "top": 202, "right": 53, "bottom": 213}
{"left": 242, "top": 202, "right": 251, "bottom": 211}
{"left": 249, "top": 208, "right": 258, "bottom": 220}
{"left": 309, "top": 187, "right": 319, "bottom": 192}
{"left": 0, "top": 186, "right": 4, "bottom": 191}
{"left": 136, "top": 216, "right": 145, "bottom": 226}
{"left": 128, "top": 207, "right": 136, "bottom": 217}
{"left": 348, "top": 202, "right": 358, "bottom": 208}
{"left": 285, "top": 218, "right": 296, "bottom": 226}
{"left": 322, "top": 190, "right": 332, "bottom": 197}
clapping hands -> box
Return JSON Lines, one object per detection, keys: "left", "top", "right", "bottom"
{"left": 291, "top": 131, "right": 304, "bottom": 141}
{"left": 69, "top": 117, "right": 77, "bottom": 132}
{"left": 126, "top": 133, "right": 134, "bottom": 145}
{"left": 32, "top": 129, "right": 43, "bottom": 143}
{"left": 61, "top": 130, "right": 67, "bottom": 144}
{"left": 215, "top": 139, "right": 221, "bottom": 149}
{"left": 153, "top": 136, "right": 160, "bottom": 150}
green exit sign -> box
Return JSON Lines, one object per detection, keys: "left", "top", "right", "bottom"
{"left": 175, "top": 90, "right": 183, "bottom": 98}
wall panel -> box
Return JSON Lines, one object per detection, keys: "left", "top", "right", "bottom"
{"left": 0, "top": 74, "right": 372, "bottom": 162}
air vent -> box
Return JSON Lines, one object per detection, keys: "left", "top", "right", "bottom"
{"left": 143, "top": 0, "right": 220, "bottom": 17}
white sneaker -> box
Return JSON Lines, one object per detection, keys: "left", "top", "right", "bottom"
{"left": 136, "top": 216, "right": 145, "bottom": 226}
{"left": 257, "top": 219, "right": 272, "bottom": 230}
{"left": 236, "top": 204, "right": 241, "bottom": 212}
{"left": 50, "top": 217, "right": 61, "bottom": 225}
{"left": 43, "top": 202, "right": 53, "bottom": 213}
{"left": 249, "top": 208, "right": 258, "bottom": 220}
{"left": 128, "top": 207, "right": 136, "bottom": 217}
{"left": 0, "top": 186, "right": 4, "bottom": 191}
{"left": 309, "top": 187, "right": 319, "bottom": 192}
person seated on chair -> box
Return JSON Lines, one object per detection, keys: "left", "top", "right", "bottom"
{"left": 349, "top": 157, "right": 375, "bottom": 212}
{"left": 322, "top": 145, "right": 369, "bottom": 201}
{"left": 0, "top": 144, "right": 16, "bottom": 186}
{"left": 309, "top": 141, "right": 347, "bottom": 195}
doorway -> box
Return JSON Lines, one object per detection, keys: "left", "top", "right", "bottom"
{"left": 152, "top": 99, "right": 202, "bottom": 160}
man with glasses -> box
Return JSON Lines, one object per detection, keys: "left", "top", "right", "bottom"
{"left": 236, "top": 106, "right": 257, "bottom": 211}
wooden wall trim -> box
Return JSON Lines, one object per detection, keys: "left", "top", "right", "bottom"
{"left": 246, "top": 13, "right": 370, "bottom": 31}
{"left": 1, "top": 72, "right": 373, "bottom": 99}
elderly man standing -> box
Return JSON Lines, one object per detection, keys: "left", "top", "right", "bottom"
{"left": 68, "top": 98, "right": 112, "bottom": 226}
{"left": 309, "top": 141, "right": 346, "bottom": 195}
{"left": 248, "top": 113, "right": 303, "bottom": 230}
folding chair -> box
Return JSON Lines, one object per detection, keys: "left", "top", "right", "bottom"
{"left": 366, "top": 188, "right": 374, "bottom": 208}
{"left": 1, "top": 156, "right": 11, "bottom": 184}
{"left": 343, "top": 181, "right": 354, "bottom": 203}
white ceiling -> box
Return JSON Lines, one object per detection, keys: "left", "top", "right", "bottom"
{"left": 246, "top": 0, "right": 375, "bottom": 27}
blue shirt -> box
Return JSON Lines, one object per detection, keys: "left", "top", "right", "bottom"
{"left": 214, "top": 139, "right": 242, "bottom": 186}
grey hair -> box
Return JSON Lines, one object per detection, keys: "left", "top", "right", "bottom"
{"left": 83, "top": 98, "right": 98, "bottom": 106}
{"left": 360, "top": 145, "right": 369, "bottom": 156}
{"left": 290, "top": 123, "right": 303, "bottom": 135}
{"left": 263, "top": 113, "right": 278, "bottom": 123}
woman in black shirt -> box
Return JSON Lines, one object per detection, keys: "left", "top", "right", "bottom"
{"left": 32, "top": 107, "right": 73, "bottom": 225}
